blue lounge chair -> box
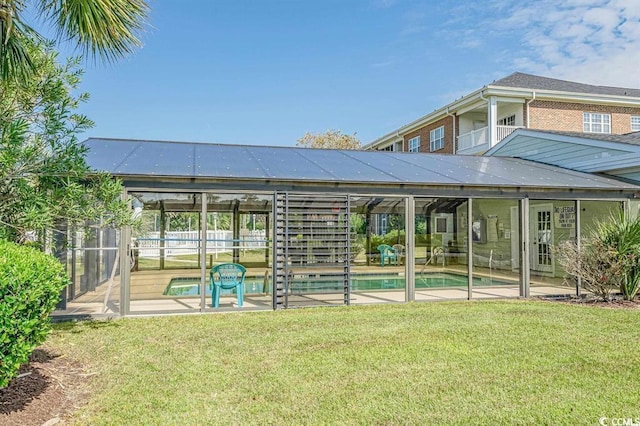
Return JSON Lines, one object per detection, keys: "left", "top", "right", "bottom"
{"left": 377, "top": 244, "right": 397, "bottom": 266}
{"left": 210, "top": 263, "right": 246, "bottom": 308}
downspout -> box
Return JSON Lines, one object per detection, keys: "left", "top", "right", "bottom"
{"left": 446, "top": 107, "right": 456, "bottom": 154}
{"left": 479, "top": 89, "right": 487, "bottom": 103}
{"left": 526, "top": 91, "right": 536, "bottom": 128}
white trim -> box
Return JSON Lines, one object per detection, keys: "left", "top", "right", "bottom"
{"left": 485, "top": 86, "right": 640, "bottom": 106}
{"left": 530, "top": 203, "right": 555, "bottom": 275}
{"left": 457, "top": 99, "right": 487, "bottom": 115}
{"left": 583, "top": 112, "right": 611, "bottom": 134}
{"left": 408, "top": 135, "right": 420, "bottom": 152}
{"left": 429, "top": 126, "right": 445, "bottom": 152}
{"left": 495, "top": 97, "right": 526, "bottom": 104}
{"left": 365, "top": 82, "right": 640, "bottom": 150}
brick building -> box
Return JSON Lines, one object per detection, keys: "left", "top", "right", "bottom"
{"left": 364, "top": 72, "right": 640, "bottom": 155}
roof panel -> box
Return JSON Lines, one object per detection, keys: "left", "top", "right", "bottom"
{"left": 83, "top": 138, "right": 639, "bottom": 191}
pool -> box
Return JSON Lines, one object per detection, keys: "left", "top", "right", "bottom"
{"left": 163, "top": 272, "right": 515, "bottom": 296}
{"left": 163, "top": 277, "right": 265, "bottom": 296}
{"left": 417, "top": 272, "right": 509, "bottom": 288}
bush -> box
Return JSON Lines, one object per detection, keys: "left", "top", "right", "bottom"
{"left": 556, "top": 213, "right": 640, "bottom": 301}
{"left": 0, "top": 239, "right": 68, "bottom": 388}
{"left": 555, "top": 238, "right": 620, "bottom": 301}
{"left": 367, "top": 230, "right": 406, "bottom": 254}
{"left": 595, "top": 213, "right": 640, "bottom": 300}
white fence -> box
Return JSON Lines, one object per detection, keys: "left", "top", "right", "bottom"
{"left": 457, "top": 127, "right": 488, "bottom": 151}
{"left": 457, "top": 125, "right": 523, "bottom": 152}
{"left": 135, "top": 230, "right": 267, "bottom": 258}
{"left": 496, "top": 125, "right": 522, "bottom": 141}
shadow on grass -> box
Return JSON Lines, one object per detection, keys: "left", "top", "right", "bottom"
{"left": 53, "top": 317, "right": 122, "bottom": 334}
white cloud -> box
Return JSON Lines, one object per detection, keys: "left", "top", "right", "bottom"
{"left": 489, "top": 0, "right": 640, "bottom": 87}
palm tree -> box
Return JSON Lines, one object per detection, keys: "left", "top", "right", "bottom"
{"left": 0, "top": 0, "right": 149, "bottom": 82}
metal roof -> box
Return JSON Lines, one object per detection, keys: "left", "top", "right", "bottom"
{"left": 506, "top": 129, "right": 640, "bottom": 146}
{"left": 83, "top": 138, "right": 639, "bottom": 190}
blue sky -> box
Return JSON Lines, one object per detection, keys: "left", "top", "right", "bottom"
{"left": 45, "top": 0, "right": 640, "bottom": 146}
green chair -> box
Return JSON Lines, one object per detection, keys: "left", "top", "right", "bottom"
{"left": 377, "top": 244, "right": 397, "bottom": 266}
{"left": 392, "top": 244, "right": 405, "bottom": 265}
{"left": 210, "top": 263, "right": 246, "bottom": 308}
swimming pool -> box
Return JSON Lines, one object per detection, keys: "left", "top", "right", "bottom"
{"left": 163, "top": 277, "right": 266, "bottom": 296}
{"left": 163, "top": 272, "right": 515, "bottom": 296}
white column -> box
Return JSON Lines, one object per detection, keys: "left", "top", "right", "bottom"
{"left": 488, "top": 96, "right": 498, "bottom": 147}
{"left": 405, "top": 196, "right": 415, "bottom": 302}
{"left": 467, "top": 199, "right": 473, "bottom": 300}
{"left": 120, "top": 190, "right": 131, "bottom": 316}
{"left": 521, "top": 198, "right": 530, "bottom": 298}
{"left": 200, "top": 193, "right": 207, "bottom": 312}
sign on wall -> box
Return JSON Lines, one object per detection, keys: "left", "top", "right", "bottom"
{"left": 554, "top": 206, "right": 576, "bottom": 228}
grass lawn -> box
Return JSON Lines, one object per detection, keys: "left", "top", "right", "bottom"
{"left": 136, "top": 249, "right": 270, "bottom": 269}
{"left": 49, "top": 301, "right": 639, "bottom": 425}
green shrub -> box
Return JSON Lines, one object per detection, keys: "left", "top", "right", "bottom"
{"left": 595, "top": 213, "right": 640, "bottom": 300}
{"left": 556, "top": 213, "right": 640, "bottom": 301}
{"left": 0, "top": 239, "right": 68, "bottom": 388}
{"left": 366, "top": 231, "right": 406, "bottom": 254}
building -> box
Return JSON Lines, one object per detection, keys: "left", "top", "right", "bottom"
{"left": 52, "top": 138, "right": 640, "bottom": 318}
{"left": 365, "top": 72, "right": 640, "bottom": 156}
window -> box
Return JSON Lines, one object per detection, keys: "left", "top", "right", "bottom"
{"left": 408, "top": 136, "right": 420, "bottom": 152}
{"left": 583, "top": 112, "right": 611, "bottom": 133}
{"left": 380, "top": 145, "right": 395, "bottom": 151}
{"left": 631, "top": 116, "right": 640, "bottom": 132}
{"left": 435, "top": 217, "right": 448, "bottom": 234}
{"left": 380, "top": 214, "right": 388, "bottom": 234}
{"left": 430, "top": 126, "right": 445, "bottom": 152}
{"left": 498, "top": 115, "right": 516, "bottom": 126}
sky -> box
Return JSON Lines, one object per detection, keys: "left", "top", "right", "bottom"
{"left": 40, "top": 0, "right": 640, "bottom": 146}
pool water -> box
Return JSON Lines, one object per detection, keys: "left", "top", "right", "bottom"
{"left": 163, "top": 273, "right": 514, "bottom": 296}
{"left": 163, "top": 277, "right": 265, "bottom": 296}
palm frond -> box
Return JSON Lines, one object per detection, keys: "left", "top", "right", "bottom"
{"left": 0, "top": 13, "right": 42, "bottom": 83}
{"left": 41, "top": 0, "right": 149, "bottom": 63}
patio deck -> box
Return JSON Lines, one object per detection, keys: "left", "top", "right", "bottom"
{"left": 53, "top": 264, "right": 574, "bottom": 318}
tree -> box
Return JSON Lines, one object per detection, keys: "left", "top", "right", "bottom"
{"left": 296, "top": 129, "right": 361, "bottom": 150}
{"left": 0, "top": 0, "right": 149, "bottom": 82}
{"left": 0, "top": 39, "right": 130, "bottom": 243}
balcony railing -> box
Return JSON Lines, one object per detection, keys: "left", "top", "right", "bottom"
{"left": 457, "top": 127, "right": 488, "bottom": 151}
{"left": 457, "top": 125, "right": 523, "bottom": 153}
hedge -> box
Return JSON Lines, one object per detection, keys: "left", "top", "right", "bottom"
{"left": 0, "top": 239, "right": 68, "bottom": 388}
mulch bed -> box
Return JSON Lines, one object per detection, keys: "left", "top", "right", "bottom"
{"left": 538, "top": 295, "right": 640, "bottom": 309}
{"left": 0, "top": 347, "right": 90, "bottom": 426}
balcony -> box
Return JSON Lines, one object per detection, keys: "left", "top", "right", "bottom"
{"left": 457, "top": 125, "right": 523, "bottom": 155}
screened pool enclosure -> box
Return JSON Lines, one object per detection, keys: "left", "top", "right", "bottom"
{"left": 53, "top": 138, "right": 640, "bottom": 317}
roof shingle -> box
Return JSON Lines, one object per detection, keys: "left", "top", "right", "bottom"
{"left": 490, "top": 72, "right": 640, "bottom": 97}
